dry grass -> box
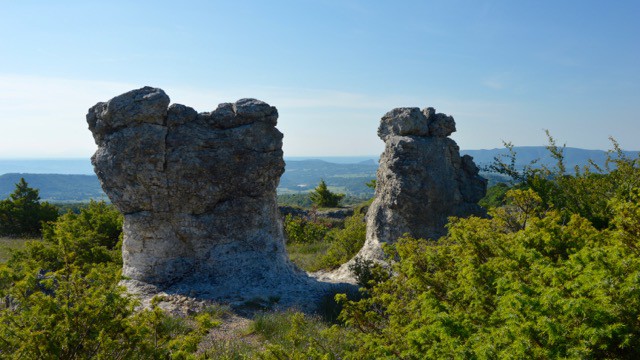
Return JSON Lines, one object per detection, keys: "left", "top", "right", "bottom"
{"left": 286, "top": 241, "right": 332, "bottom": 272}
{"left": 0, "top": 237, "right": 33, "bottom": 263}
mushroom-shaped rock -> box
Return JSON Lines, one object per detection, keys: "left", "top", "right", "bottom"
{"left": 87, "top": 87, "right": 336, "bottom": 307}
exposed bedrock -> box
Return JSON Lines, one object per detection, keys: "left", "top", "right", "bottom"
{"left": 87, "top": 87, "right": 332, "bottom": 307}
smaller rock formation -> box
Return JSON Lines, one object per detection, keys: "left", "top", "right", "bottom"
{"left": 360, "top": 106, "right": 487, "bottom": 259}
{"left": 314, "top": 106, "right": 486, "bottom": 283}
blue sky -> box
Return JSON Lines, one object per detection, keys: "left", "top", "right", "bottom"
{"left": 1, "top": 0, "right": 638, "bottom": 158}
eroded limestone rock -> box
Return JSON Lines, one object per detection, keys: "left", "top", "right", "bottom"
{"left": 362, "top": 106, "right": 487, "bottom": 259}
{"left": 87, "top": 87, "right": 331, "bottom": 307}
{"left": 314, "top": 106, "right": 486, "bottom": 283}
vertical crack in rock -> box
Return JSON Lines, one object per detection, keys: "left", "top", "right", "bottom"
{"left": 87, "top": 87, "right": 335, "bottom": 308}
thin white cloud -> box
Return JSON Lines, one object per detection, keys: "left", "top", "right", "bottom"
{"left": 0, "top": 74, "right": 529, "bottom": 158}
{"left": 169, "top": 85, "right": 423, "bottom": 111}
{"left": 483, "top": 80, "right": 505, "bottom": 90}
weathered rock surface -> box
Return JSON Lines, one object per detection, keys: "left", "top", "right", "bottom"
{"left": 359, "top": 107, "right": 486, "bottom": 260}
{"left": 87, "top": 87, "right": 341, "bottom": 309}
{"left": 314, "top": 106, "right": 486, "bottom": 283}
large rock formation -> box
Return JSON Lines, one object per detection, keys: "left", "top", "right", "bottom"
{"left": 87, "top": 87, "right": 322, "bottom": 305}
{"left": 359, "top": 106, "right": 487, "bottom": 259}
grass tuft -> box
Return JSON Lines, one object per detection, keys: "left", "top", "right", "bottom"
{"left": 0, "top": 237, "right": 34, "bottom": 263}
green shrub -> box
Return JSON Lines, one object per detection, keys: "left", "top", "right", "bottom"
{"left": 318, "top": 212, "right": 366, "bottom": 269}
{"left": 250, "top": 311, "right": 355, "bottom": 359}
{"left": 0, "top": 265, "right": 224, "bottom": 359}
{"left": 283, "top": 214, "right": 331, "bottom": 244}
{"left": 0, "top": 199, "right": 220, "bottom": 359}
{"left": 489, "top": 134, "right": 639, "bottom": 229}
{"left": 14, "top": 200, "right": 124, "bottom": 272}
{"left": 479, "top": 182, "right": 510, "bottom": 209}
{"left": 317, "top": 284, "right": 361, "bottom": 324}
{"left": 338, "top": 186, "right": 640, "bottom": 359}
{"left": 348, "top": 256, "right": 391, "bottom": 289}
{"left": 285, "top": 212, "right": 367, "bottom": 271}
{"left": 0, "top": 263, "right": 146, "bottom": 359}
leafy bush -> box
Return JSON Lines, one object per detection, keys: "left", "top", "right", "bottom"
{"left": 338, "top": 186, "right": 640, "bottom": 359}
{"left": 9, "top": 200, "right": 124, "bottom": 273}
{"left": 318, "top": 212, "right": 367, "bottom": 269}
{"left": 478, "top": 182, "right": 510, "bottom": 209}
{"left": 283, "top": 214, "right": 331, "bottom": 244}
{"left": 0, "top": 263, "right": 146, "bottom": 359}
{"left": 0, "top": 265, "right": 222, "bottom": 359}
{"left": 284, "top": 212, "right": 367, "bottom": 272}
{"left": 489, "top": 134, "right": 639, "bottom": 229}
{"left": 47, "top": 200, "right": 122, "bottom": 249}
{"left": 348, "top": 256, "right": 391, "bottom": 289}
{"left": 0, "top": 200, "right": 220, "bottom": 359}
{"left": 316, "top": 284, "right": 362, "bottom": 324}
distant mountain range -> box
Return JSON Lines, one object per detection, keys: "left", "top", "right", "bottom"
{"left": 0, "top": 173, "right": 106, "bottom": 202}
{"left": 0, "top": 159, "right": 379, "bottom": 202}
{"left": 278, "top": 159, "right": 377, "bottom": 196}
{"left": 461, "top": 147, "right": 639, "bottom": 169}
{"left": 0, "top": 158, "right": 95, "bottom": 175}
{"left": 1, "top": 147, "right": 637, "bottom": 202}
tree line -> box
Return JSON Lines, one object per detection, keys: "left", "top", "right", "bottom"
{"left": 0, "top": 177, "right": 58, "bottom": 237}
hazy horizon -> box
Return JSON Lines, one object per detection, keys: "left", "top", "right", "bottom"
{"left": 1, "top": 143, "right": 639, "bottom": 162}
{"left": 2, "top": 145, "right": 638, "bottom": 176}
{"left": 1, "top": 1, "right": 639, "bottom": 158}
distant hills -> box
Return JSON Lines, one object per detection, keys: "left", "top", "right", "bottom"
{"left": 1, "top": 147, "right": 637, "bottom": 202}
{"left": 0, "top": 159, "right": 379, "bottom": 202}
{"left": 0, "top": 173, "right": 106, "bottom": 202}
{"left": 461, "top": 147, "right": 639, "bottom": 169}
{"left": 278, "top": 159, "right": 377, "bottom": 196}
{"left": 0, "top": 158, "right": 94, "bottom": 175}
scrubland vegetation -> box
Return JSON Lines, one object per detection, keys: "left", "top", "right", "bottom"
{"left": 0, "top": 237, "right": 30, "bottom": 263}
{"left": 284, "top": 210, "right": 367, "bottom": 272}
{"left": 0, "top": 138, "right": 639, "bottom": 358}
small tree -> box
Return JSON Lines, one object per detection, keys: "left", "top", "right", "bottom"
{"left": 0, "top": 178, "right": 58, "bottom": 237}
{"left": 365, "top": 179, "right": 376, "bottom": 190}
{"left": 309, "top": 180, "right": 344, "bottom": 208}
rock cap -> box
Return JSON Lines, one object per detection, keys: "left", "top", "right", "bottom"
{"left": 378, "top": 106, "right": 457, "bottom": 141}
